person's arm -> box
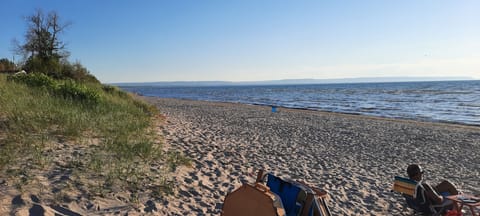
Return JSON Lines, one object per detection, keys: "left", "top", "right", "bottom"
{"left": 423, "top": 183, "right": 443, "bottom": 204}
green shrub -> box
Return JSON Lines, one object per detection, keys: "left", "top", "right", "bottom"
{"left": 101, "top": 84, "right": 116, "bottom": 93}
{"left": 55, "top": 80, "right": 101, "bottom": 104}
{"left": 7, "top": 73, "right": 56, "bottom": 89}
{"left": 22, "top": 56, "right": 99, "bottom": 83}
{"left": 60, "top": 61, "right": 100, "bottom": 84}
{"left": 7, "top": 73, "right": 101, "bottom": 104}
{"left": 23, "top": 56, "right": 62, "bottom": 76}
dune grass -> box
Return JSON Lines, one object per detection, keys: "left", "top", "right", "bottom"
{"left": 0, "top": 74, "right": 189, "bottom": 197}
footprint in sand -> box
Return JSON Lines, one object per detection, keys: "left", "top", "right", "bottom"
{"left": 183, "top": 177, "right": 194, "bottom": 184}
{"left": 29, "top": 204, "right": 45, "bottom": 215}
{"left": 188, "top": 172, "right": 199, "bottom": 180}
{"left": 30, "top": 195, "right": 40, "bottom": 203}
{"left": 11, "top": 195, "right": 25, "bottom": 206}
{"left": 178, "top": 190, "right": 192, "bottom": 198}
{"left": 143, "top": 200, "right": 157, "bottom": 213}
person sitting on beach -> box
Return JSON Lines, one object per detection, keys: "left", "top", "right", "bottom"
{"left": 407, "top": 164, "right": 459, "bottom": 212}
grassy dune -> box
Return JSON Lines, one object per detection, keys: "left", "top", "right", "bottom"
{"left": 0, "top": 74, "right": 188, "bottom": 201}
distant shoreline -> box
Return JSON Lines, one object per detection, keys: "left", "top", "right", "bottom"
{"left": 113, "top": 77, "right": 476, "bottom": 87}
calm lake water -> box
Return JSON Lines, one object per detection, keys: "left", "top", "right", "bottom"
{"left": 119, "top": 80, "right": 480, "bottom": 126}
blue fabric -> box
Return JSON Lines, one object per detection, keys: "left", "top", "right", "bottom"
{"left": 394, "top": 176, "right": 417, "bottom": 185}
{"left": 271, "top": 106, "right": 277, "bottom": 113}
{"left": 266, "top": 174, "right": 302, "bottom": 216}
{"left": 440, "top": 191, "right": 450, "bottom": 197}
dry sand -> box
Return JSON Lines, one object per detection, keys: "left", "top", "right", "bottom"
{"left": 149, "top": 98, "right": 480, "bottom": 215}
{"left": 1, "top": 97, "right": 479, "bottom": 215}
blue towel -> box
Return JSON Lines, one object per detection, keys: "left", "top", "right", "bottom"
{"left": 266, "top": 174, "right": 302, "bottom": 216}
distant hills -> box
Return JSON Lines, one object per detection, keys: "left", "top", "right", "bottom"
{"left": 114, "top": 76, "right": 475, "bottom": 87}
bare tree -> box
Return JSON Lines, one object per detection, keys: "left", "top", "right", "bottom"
{"left": 16, "top": 9, "right": 71, "bottom": 61}
{"left": 12, "top": 9, "right": 71, "bottom": 74}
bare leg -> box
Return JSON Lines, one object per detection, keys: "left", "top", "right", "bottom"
{"left": 435, "top": 180, "right": 459, "bottom": 195}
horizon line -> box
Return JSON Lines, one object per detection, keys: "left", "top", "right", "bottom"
{"left": 110, "top": 76, "right": 476, "bottom": 85}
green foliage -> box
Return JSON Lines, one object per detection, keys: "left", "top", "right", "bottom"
{"left": 101, "top": 84, "right": 116, "bottom": 93}
{"left": 56, "top": 80, "right": 101, "bottom": 104}
{"left": 101, "top": 84, "right": 157, "bottom": 115}
{"left": 7, "top": 72, "right": 56, "bottom": 88}
{"left": 60, "top": 61, "right": 100, "bottom": 83}
{"left": 22, "top": 57, "right": 100, "bottom": 83}
{"left": 23, "top": 56, "right": 62, "bottom": 75}
{"left": 102, "top": 84, "right": 128, "bottom": 98}
{"left": 7, "top": 73, "right": 100, "bottom": 104}
{"left": 133, "top": 98, "right": 159, "bottom": 116}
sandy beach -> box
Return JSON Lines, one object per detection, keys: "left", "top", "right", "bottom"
{"left": 148, "top": 97, "right": 480, "bottom": 215}
{"left": 1, "top": 97, "right": 478, "bottom": 215}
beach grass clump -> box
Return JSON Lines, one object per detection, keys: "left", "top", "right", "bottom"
{"left": 0, "top": 73, "right": 186, "bottom": 197}
{"left": 102, "top": 84, "right": 129, "bottom": 98}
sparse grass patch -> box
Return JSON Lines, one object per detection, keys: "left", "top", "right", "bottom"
{"left": 166, "top": 150, "right": 192, "bottom": 172}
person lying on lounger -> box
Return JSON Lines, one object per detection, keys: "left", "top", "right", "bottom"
{"left": 407, "top": 164, "right": 460, "bottom": 206}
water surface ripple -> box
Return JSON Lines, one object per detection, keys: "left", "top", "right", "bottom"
{"left": 120, "top": 81, "right": 480, "bottom": 126}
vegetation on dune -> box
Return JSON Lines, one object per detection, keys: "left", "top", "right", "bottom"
{"left": 0, "top": 73, "right": 190, "bottom": 198}
{"left": 0, "top": 9, "right": 190, "bottom": 201}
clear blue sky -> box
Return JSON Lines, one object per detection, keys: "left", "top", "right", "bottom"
{"left": 1, "top": 0, "right": 479, "bottom": 83}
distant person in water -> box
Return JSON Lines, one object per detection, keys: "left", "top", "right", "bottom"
{"left": 407, "top": 164, "right": 459, "bottom": 207}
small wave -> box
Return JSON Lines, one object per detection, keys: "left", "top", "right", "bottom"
{"left": 377, "top": 107, "right": 401, "bottom": 111}
{"left": 384, "top": 99, "right": 409, "bottom": 103}
{"left": 122, "top": 80, "right": 480, "bottom": 126}
{"left": 458, "top": 103, "right": 480, "bottom": 108}
{"left": 359, "top": 107, "right": 376, "bottom": 111}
